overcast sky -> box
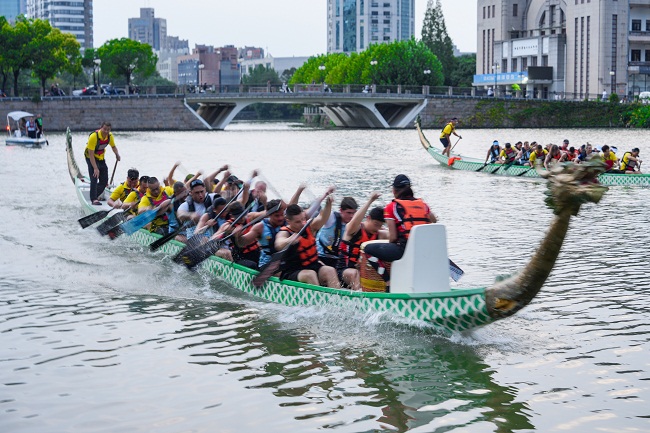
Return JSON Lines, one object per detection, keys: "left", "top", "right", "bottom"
{"left": 94, "top": 0, "right": 477, "bottom": 57}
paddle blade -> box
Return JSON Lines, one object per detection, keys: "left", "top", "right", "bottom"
{"left": 120, "top": 209, "right": 157, "bottom": 235}
{"left": 172, "top": 234, "right": 206, "bottom": 263}
{"left": 106, "top": 224, "right": 125, "bottom": 240}
{"left": 449, "top": 259, "right": 464, "bottom": 282}
{"left": 97, "top": 212, "right": 127, "bottom": 236}
{"left": 252, "top": 251, "right": 284, "bottom": 288}
{"left": 78, "top": 210, "right": 109, "bottom": 228}
{"left": 179, "top": 239, "right": 222, "bottom": 270}
{"left": 490, "top": 165, "right": 502, "bottom": 174}
{"left": 476, "top": 163, "right": 489, "bottom": 172}
{"left": 150, "top": 221, "right": 191, "bottom": 251}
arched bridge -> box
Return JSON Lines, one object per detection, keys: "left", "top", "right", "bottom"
{"left": 183, "top": 92, "right": 428, "bottom": 129}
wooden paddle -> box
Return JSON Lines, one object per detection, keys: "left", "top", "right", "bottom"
{"left": 448, "top": 259, "right": 464, "bottom": 282}
{"left": 109, "top": 160, "right": 118, "bottom": 186}
{"left": 252, "top": 215, "right": 316, "bottom": 288}
{"left": 476, "top": 162, "right": 490, "bottom": 172}
{"left": 97, "top": 211, "right": 127, "bottom": 236}
{"left": 149, "top": 220, "right": 193, "bottom": 251}
{"left": 491, "top": 161, "right": 515, "bottom": 175}
{"left": 449, "top": 137, "right": 461, "bottom": 153}
{"left": 517, "top": 166, "right": 535, "bottom": 176}
{"left": 179, "top": 202, "right": 274, "bottom": 270}
{"left": 78, "top": 209, "right": 112, "bottom": 228}
{"left": 171, "top": 185, "right": 249, "bottom": 261}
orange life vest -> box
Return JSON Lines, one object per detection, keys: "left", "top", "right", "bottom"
{"left": 280, "top": 225, "right": 318, "bottom": 268}
{"left": 341, "top": 224, "right": 378, "bottom": 268}
{"left": 228, "top": 216, "right": 260, "bottom": 255}
{"left": 393, "top": 198, "right": 430, "bottom": 242}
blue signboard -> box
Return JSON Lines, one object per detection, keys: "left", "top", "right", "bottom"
{"left": 473, "top": 71, "right": 528, "bottom": 85}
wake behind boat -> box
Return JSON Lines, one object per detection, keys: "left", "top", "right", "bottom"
{"left": 67, "top": 127, "right": 607, "bottom": 332}
{"left": 416, "top": 119, "right": 650, "bottom": 187}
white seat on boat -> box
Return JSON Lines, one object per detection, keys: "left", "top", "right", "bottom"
{"left": 390, "top": 224, "right": 450, "bottom": 294}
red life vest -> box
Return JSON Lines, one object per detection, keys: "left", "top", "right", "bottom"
{"left": 228, "top": 216, "right": 260, "bottom": 255}
{"left": 280, "top": 225, "right": 318, "bottom": 268}
{"left": 504, "top": 147, "right": 517, "bottom": 163}
{"left": 92, "top": 130, "right": 110, "bottom": 157}
{"left": 147, "top": 190, "right": 172, "bottom": 227}
{"left": 341, "top": 223, "right": 378, "bottom": 268}
{"left": 393, "top": 198, "right": 430, "bottom": 242}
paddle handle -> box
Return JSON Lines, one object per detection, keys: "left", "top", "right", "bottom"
{"left": 109, "top": 159, "right": 118, "bottom": 185}
{"left": 449, "top": 136, "right": 461, "bottom": 153}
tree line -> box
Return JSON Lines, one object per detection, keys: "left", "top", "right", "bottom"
{"left": 0, "top": 16, "right": 160, "bottom": 97}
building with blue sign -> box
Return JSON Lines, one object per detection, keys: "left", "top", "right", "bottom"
{"left": 475, "top": 0, "right": 650, "bottom": 100}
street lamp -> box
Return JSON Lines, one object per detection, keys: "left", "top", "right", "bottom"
{"left": 609, "top": 70, "right": 615, "bottom": 95}
{"left": 492, "top": 63, "right": 499, "bottom": 96}
{"left": 93, "top": 58, "right": 101, "bottom": 91}
{"left": 198, "top": 63, "right": 205, "bottom": 88}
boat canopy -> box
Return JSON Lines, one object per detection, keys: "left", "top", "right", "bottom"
{"left": 7, "top": 111, "right": 34, "bottom": 122}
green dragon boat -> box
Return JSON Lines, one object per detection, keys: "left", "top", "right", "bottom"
{"left": 67, "top": 127, "right": 607, "bottom": 332}
{"left": 416, "top": 120, "right": 650, "bottom": 187}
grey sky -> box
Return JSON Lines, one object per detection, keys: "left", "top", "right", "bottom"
{"left": 94, "top": 0, "right": 477, "bottom": 57}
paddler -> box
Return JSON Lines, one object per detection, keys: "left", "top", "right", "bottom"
{"left": 85, "top": 122, "right": 121, "bottom": 205}
{"left": 439, "top": 117, "right": 462, "bottom": 157}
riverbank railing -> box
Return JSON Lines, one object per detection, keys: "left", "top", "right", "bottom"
{"left": 2, "top": 83, "right": 648, "bottom": 104}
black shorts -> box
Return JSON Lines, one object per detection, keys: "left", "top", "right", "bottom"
{"left": 281, "top": 262, "right": 323, "bottom": 282}
{"left": 440, "top": 137, "right": 450, "bottom": 148}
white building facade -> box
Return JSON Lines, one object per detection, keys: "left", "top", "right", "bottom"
{"left": 326, "top": 0, "right": 415, "bottom": 53}
{"left": 26, "top": 0, "right": 93, "bottom": 50}
{"left": 474, "top": 0, "right": 650, "bottom": 100}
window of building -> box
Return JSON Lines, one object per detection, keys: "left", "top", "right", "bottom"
{"left": 512, "top": 58, "right": 518, "bottom": 71}
{"left": 647, "top": 20, "right": 650, "bottom": 31}
{"left": 632, "top": 20, "right": 641, "bottom": 31}
{"left": 383, "top": 2, "right": 390, "bottom": 6}
{"left": 513, "top": 4, "right": 518, "bottom": 17}
{"left": 483, "top": 7, "right": 485, "bottom": 19}
{"left": 371, "top": 11, "right": 378, "bottom": 15}
{"left": 522, "top": 57, "right": 528, "bottom": 70}
{"left": 360, "top": 0, "right": 364, "bottom": 15}
{"left": 646, "top": 50, "right": 650, "bottom": 61}
{"left": 383, "top": 11, "right": 390, "bottom": 16}
{"left": 542, "top": 55, "right": 548, "bottom": 66}
{"left": 383, "top": 36, "right": 390, "bottom": 40}
{"left": 631, "top": 50, "right": 641, "bottom": 61}
{"left": 487, "top": 6, "right": 490, "bottom": 18}
{"left": 383, "top": 19, "right": 390, "bottom": 24}
{"left": 531, "top": 56, "right": 538, "bottom": 66}
{"left": 492, "top": 5, "right": 495, "bottom": 17}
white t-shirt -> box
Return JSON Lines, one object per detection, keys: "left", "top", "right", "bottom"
{"left": 177, "top": 193, "right": 218, "bottom": 217}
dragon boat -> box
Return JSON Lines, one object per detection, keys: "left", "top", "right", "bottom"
{"left": 67, "top": 128, "right": 607, "bottom": 332}
{"left": 416, "top": 119, "right": 650, "bottom": 187}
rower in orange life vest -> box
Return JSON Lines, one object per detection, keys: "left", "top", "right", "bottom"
{"left": 363, "top": 175, "right": 438, "bottom": 286}
{"left": 274, "top": 187, "right": 339, "bottom": 288}
{"left": 543, "top": 144, "right": 563, "bottom": 170}
{"left": 339, "top": 191, "right": 388, "bottom": 290}
{"left": 84, "top": 122, "right": 121, "bottom": 205}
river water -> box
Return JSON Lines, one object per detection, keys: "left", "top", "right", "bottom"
{"left": 1, "top": 123, "right": 649, "bottom": 432}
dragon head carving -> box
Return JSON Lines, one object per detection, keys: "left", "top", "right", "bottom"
{"left": 538, "top": 158, "right": 609, "bottom": 216}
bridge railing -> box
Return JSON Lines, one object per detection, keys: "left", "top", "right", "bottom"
{"left": 3, "top": 83, "right": 633, "bottom": 103}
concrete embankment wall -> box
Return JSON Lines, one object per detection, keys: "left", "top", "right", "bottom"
{"left": 1, "top": 95, "right": 624, "bottom": 131}
{"left": 0, "top": 95, "right": 205, "bottom": 131}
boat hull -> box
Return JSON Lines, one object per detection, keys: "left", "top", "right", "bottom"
{"left": 67, "top": 128, "right": 495, "bottom": 332}
{"left": 5, "top": 137, "right": 46, "bottom": 148}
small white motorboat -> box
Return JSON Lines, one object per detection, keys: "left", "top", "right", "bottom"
{"left": 5, "top": 111, "right": 47, "bottom": 148}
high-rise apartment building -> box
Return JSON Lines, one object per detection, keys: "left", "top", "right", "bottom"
{"left": 475, "top": 0, "right": 650, "bottom": 99}
{"left": 26, "top": 0, "right": 93, "bottom": 50}
{"left": 326, "top": 0, "right": 414, "bottom": 53}
{"left": 128, "top": 8, "right": 167, "bottom": 51}
{"left": 1, "top": 0, "right": 26, "bottom": 23}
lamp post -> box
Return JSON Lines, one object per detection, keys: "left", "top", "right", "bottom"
{"left": 492, "top": 63, "right": 499, "bottom": 97}
{"left": 370, "top": 59, "right": 378, "bottom": 92}
{"left": 609, "top": 70, "right": 615, "bottom": 96}
{"left": 93, "top": 58, "right": 101, "bottom": 91}
{"left": 423, "top": 69, "right": 431, "bottom": 95}
{"left": 198, "top": 63, "right": 205, "bottom": 89}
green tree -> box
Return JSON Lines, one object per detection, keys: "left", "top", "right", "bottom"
{"left": 421, "top": 0, "right": 456, "bottom": 85}
{"left": 242, "top": 64, "right": 281, "bottom": 85}
{"left": 96, "top": 38, "right": 157, "bottom": 87}
{"left": 30, "top": 20, "right": 81, "bottom": 94}
{"left": 449, "top": 54, "right": 476, "bottom": 87}
{"left": 5, "top": 16, "right": 36, "bottom": 96}
{"left": 0, "top": 16, "right": 9, "bottom": 94}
